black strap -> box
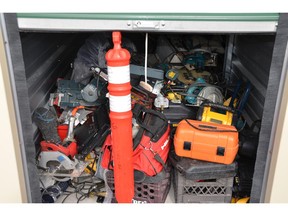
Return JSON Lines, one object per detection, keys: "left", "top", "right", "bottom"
{"left": 132, "top": 103, "right": 168, "bottom": 139}
{"left": 184, "top": 119, "right": 238, "bottom": 133}
{"left": 153, "top": 153, "right": 167, "bottom": 170}
{"left": 107, "top": 145, "right": 114, "bottom": 170}
{"left": 200, "top": 101, "right": 234, "bottom": 113}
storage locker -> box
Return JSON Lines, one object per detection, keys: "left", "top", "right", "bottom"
{"left": 1, "top": 13, "right": 288, "bottom": 203}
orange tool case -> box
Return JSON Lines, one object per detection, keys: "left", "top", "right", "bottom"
{"left": 174, "top": 119, "right": 239, "bottom": 164}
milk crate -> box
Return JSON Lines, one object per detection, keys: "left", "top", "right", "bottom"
{"left": 170, "top": 151, "right": 237, "bottom": 203}
{"left": 173, "top": 170, "right": 234, "bottom": 203}
{"left": 105, "top": 166, "right": 171, "bottom": 203}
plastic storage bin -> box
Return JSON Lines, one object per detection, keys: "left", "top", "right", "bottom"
{"left": 169, "top": 151, "right": 237, "bottom": 203}
{"left": 105, "top": 167, "right": 171, "bottom": 203}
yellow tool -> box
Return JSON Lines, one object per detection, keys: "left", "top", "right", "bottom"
{"left": 231, "top": 197, "right": 250, "bottom": 203}
{"left": 84, "top": 153, "right": 97, "bottom": 174}
{"left": 166, "top": 70, "right": 177, "bottom": 80}
{"left": 202, "top": 106, "right": 233, "bottom": 125}
{"left": 197, "top": 103, "right": 234, "bottom": 125}
{"left": 167, "top": 92, "right": 182, "bottom": 101}
{"left": 236, "top": 197, "right": 250, "bottom": 203}
{"left": 224, "top": 97, "right": 238, "bottom": 108}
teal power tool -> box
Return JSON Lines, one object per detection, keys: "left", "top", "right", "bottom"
{"left": 50, "top": 77, "right": 107, "bottom": 108}
{"left": 185, "top": 77, "right": 206, "bottom": 104}
{"left": 183, "top": 52, "right": 206, "bottom": 71}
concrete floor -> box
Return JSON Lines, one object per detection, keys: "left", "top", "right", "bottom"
{"left": 56, "top": 179, "right": 175, "bottom": 204}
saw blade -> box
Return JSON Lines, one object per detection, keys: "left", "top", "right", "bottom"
{"left": 37, "top": 151, "right": 90, "bottom": 181}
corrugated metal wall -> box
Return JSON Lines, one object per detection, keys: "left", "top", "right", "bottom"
{"left": 228, "top": 34, "right": 275, "bottom": 125}
{"left": 20, "top": 33, "right": 89, "bottom": 145}
{"left": 7, "top": 30, "right": 89, "bottom": 202}
{"left": 21, "top": 33, "right": 87, "bottom": 114}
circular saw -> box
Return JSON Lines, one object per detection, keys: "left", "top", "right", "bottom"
{"left": 37, "top": 151, "right": 88, "bottom": 182}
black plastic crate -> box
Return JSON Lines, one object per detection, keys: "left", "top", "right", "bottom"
{"left": 105, "top": 167, "right": 171, "bottom": 203}
{"left": 169, "top": 151, "right": 237, "bottom": 203}
{"left": 173, "top": 169, "right": 234, "bottom": 203}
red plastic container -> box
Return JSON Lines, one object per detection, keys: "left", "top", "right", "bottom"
{"left": 57, "top": 124, "right": 68, "bottom": 142}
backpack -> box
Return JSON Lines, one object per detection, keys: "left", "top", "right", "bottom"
{"left": 101, "top": 104, "right": 171, "bottom": 178}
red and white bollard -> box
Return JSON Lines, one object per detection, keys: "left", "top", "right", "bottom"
{"left": 105, "top": 32, "right": 134, "bottom": 203}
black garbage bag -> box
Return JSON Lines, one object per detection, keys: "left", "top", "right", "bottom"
{"left": 71, "top": 32, "right": 137, "bottom": 85}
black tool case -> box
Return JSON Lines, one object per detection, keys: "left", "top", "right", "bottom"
{"left": 2, "top": 13, "right": 288, "bottom": 203}
{"left": 169, "top": 151, "right": 237, "bottom": 180}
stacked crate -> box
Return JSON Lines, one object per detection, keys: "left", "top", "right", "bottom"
{"left": 170, "top": 151, "right": 237, "bottom": 203}
{"left": 104, "top": 166, "right": 171, "bottom": 203}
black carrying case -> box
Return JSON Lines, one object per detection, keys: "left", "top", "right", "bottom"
{"left": 169, "top": 150, "right": 237, "bottom": 180}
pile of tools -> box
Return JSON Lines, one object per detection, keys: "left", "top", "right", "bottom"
{"left": 33, "top": 32, "right": 257, "bottom": 203}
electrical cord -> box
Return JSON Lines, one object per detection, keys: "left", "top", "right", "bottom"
{"left": 90, "top": 66, "right": 108, "bottom": 98}
{"left": 60, "top": 176, "right": 105, "bottom": 203}
{"left": 61, "top": 192, "right": 73, "bottom": 203}
{"left": 61, "top": 178, "right": 90, "bottom": 203}
{"left": 184, "top": 119, "right": 238, "bottom": 133}
{"left": 237, "top": 119, "right": 247, "bottom": 133}
{"left": 39, "top": 177, "right": 51, "bottom": 201}
{"left": 76, "top": 184, "right": 95, "bottom": 203}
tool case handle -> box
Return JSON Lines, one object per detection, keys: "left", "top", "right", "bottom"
{"left": 201, "top": 102, "right": 234, "bottom": 113}
{"left": 132, "top": 103, "right": 169, "bottom": 149}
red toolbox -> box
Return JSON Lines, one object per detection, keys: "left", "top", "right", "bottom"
{"left": 174, "top": 119, "right": 239, "bottom": 164}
